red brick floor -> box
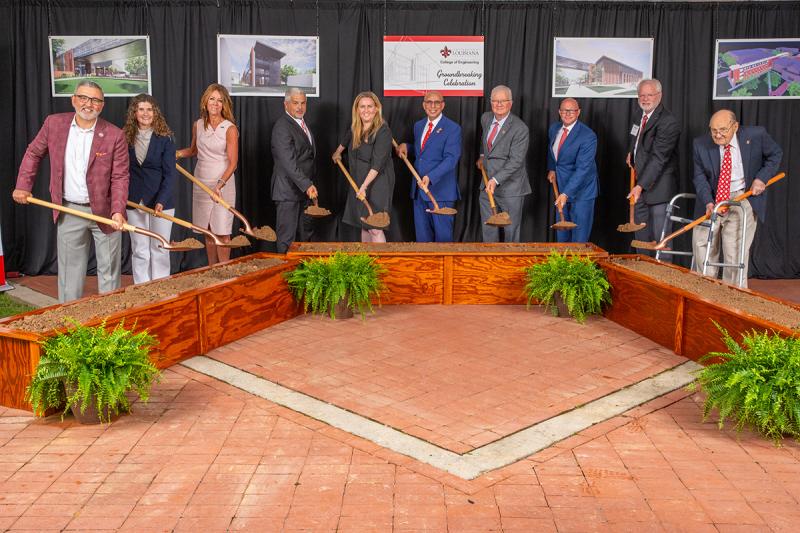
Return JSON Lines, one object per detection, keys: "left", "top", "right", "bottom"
{"left": 207, "top": 306, "right": 685, "bottom": 453}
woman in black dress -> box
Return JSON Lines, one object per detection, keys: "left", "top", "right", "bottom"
{"left": 332, "top": 91, "right": 395, "bottom": 242}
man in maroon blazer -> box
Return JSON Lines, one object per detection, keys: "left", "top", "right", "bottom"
{"left": 13, "top": 81, "right": 129, "bottom": 302}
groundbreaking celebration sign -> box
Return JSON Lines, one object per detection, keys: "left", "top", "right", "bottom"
{"left": 383, "top": 36, "right": 484, "bottom": 96}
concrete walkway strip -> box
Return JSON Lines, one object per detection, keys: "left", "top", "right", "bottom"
{"left": 182, "top": 356, "right": 701, "bottom": 480}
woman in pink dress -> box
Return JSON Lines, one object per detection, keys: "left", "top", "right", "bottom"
{"left": 177, "top": 83, "right": 238, "bottom": 265}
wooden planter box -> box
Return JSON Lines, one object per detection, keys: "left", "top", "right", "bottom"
{"left": 287, "top": 242, "right": 608, "bottom": 305}
{"left": 0, "top": 253, "right": 299, "bottom": 410}
{"left": 601, "top": 255, "right": 800, "bottom": 362}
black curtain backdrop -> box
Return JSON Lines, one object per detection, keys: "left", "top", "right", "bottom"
{"left": 3, "top": 1, "right": 799, "bottom": 278}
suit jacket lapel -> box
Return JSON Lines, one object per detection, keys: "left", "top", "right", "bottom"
{"left": 488, "top": 116, "right": 508, "bottom": 153}
{"left": 710, "top": 140, "right": 721, "bottom": 179}
{"left": 87, "top": 120, "right": 105, "bottom": 169}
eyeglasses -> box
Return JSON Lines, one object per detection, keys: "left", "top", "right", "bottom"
{"left": 559, "top": 108, "right": 579, "bottom": 114}
{"left": 710, "top": 122, "right": 736, "bottom": 136}
{"left": 74, "top": 94, "right": 104, "bottom": 106}
{"left": 638, "top": 92, "right": 660, "bottom": 98}
{"left": 491, "top": 99, "right": 511, "bottom": 105}
{"left": 423, "top": 100, "right": 444, "bottom": 106}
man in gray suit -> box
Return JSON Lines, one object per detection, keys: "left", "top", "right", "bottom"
{"left": 476, "top": 85, "right": 530, "bottom": 242}
{"left": 271, "top": 87, "right": 318, "bottom": 253}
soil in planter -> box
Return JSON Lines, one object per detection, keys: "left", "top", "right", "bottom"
{"left": 8, "top": 258, "right": 286, "bottom": 334}
{"left": 292, "top": 242, "right": 600, "bottom": 254}
{"left": 610, "top": 257, "right": 800, "bottom": 331}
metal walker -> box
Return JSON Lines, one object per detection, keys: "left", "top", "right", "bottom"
{"left": 655, "top": 193, "right": 703, "bottom": 267}
{"left": 702, "top": 199, "right": 749, "bottom": 288}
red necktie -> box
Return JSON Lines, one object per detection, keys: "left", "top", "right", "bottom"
{"left": 421, "top": 121, "right": 433, "bottom": 151}
{"left": 487, "top": 121, "right": 500, "bottom": 151}
{"left": 716, "top": 144, "right": 732, "bottom": 204}
{"left": 300, "top": 119, "right": 311, "bottom": 143}
{"left": 556, "top": 127, "right": 569, "bottom": 159}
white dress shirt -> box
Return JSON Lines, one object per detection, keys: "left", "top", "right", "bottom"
{"left": 633, "top": 110, "right": 653, "bottom": 159}
{"left": 723, "top": 134, "right": 746, "bottom": 194}
{"left": 290, "top": 114, "right": 313, "bottom": 144}
{"left": 63, "top": 117, "right": 96, "bottom": 204}
{"left": 552, "top": 122, "right": 577, "bottom": 160}
{"left": 420, "top": 114, "right": 443, "bottom": 150}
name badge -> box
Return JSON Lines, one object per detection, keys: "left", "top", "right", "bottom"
{"left": 630, "top": 124, "right": 640, "bottom": 136}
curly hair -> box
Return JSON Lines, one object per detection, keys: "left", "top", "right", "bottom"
{"left": 350, "top": 91, "right": 384, "bottom": 150}
{"left": 200, "top": 83, "right": 236, "bottom": 129}
{"left": 123, "top": 94, "right": 173, "bottom": 145}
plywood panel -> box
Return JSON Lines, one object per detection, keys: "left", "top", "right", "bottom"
{"left": 451, "top": 256, "right": 534, "bottom": 304}
{"left": 375, "top": 256, "right": 443, "bottom": 305}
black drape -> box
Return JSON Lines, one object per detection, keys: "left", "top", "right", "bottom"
{"left": 3, "top": 1, "right": 799, "bottom": 278}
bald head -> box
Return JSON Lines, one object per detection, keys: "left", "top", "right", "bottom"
{"left": 422, "top": 91, "right": 445, "bottom": 120}
{"left": 558, "top": 98, "right": 581, "bottom": 126}
{"left": 709, "top": 109, "right": 739, "bottom": 146}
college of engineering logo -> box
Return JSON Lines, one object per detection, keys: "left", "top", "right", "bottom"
{"left": 440, "top": 46, "right": 452, "bottom": 58}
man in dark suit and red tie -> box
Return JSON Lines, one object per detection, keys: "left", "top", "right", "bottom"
{"left": 13, "top": 80, "right": 129, "bottom": 303}
{"left": 626, "top": 79, "right": 680, "bottom": 257}
{"left": 691, "top": 109, "right": 782, "bottom": 287}
{"left": 395, "top": 91, "right": 462, "bottom": 242}
{"left": 546, "top": 98, "right": 598, "bottom": 243}
{"left": 271, "top": 87, "right": 318, "bottom": 253}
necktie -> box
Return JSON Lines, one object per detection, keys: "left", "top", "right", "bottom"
{"left": 634, "top": 114, "right": 648, "bottom": 159}
{"left": 300, "top": 119, "right": 312, "bottom": 144}
{"left": 421, "top": 121, "right": 433, "bottom": 151}
{"left": 487, "top": 121, "right": 500, "bottom": 151}
{"left": 716, "top": 144, "right": 732, "bottom": 204}
{"left": 556, "top": 127, "right": 569, "bottom": 159}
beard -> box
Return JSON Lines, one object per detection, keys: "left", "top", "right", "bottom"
{"left": 77, "top": 107, "right": 99, "bottom": 121}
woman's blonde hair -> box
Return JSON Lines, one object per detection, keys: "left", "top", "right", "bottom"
{"left": 350, "top": 91, "right": 383, "bottom": 149}
{"left": 200, "top": 83, "right": 236, "bottom": 129}
{"left": 123, "top": 94, "right": 173, "bottom": 145}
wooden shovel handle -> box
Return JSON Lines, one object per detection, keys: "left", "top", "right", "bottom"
{"left": 628, "top": 166, "right": 637, "bottom": 206}
{"left": 335, "top": 159, "right": 375, "bottom": 216}
{"left": 478, "top": 163, "right": 498, "bottom": 210}
{"left": 657, "top": 172, "right": 786, "bottom": 246}
{"left": 550, "top": 177, "right": 566, "bottom": 220}
{"left": 391, "top": 138, "right": 442, "bottom": 211}
{"left": 175, "top": 163, "right": 231, "bottom": 210}
{"left": 28, "top": 197, "right": 134, "bottom": 232}
{"left": 126, "top": 201, "right": 192, "bottom": 230}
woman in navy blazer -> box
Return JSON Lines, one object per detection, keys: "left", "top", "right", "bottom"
{"left": 123, "top": 94, "right": 176, "bottom": 283}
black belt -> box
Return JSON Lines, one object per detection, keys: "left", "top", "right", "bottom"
{"left": 66, "top": 200, "right": 91, "bottom": 207}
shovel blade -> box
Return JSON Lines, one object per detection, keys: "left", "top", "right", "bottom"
{"left": 617, "top": 222, "right": 646, "bottom": 233}
{"left": 551, "top": 221, "right": 578, "bottom": 230}
{"left": 426, "top": 207, "right": 457, "bottom": 216}
{"left": 244, "top": 226, "right": 277, "bottom": 242}
{"left": 631, "top": 239, "right": 660, "bottom": 250}
{"left": 305, "top": 205, "right": 332, "bottom": 218}
{"left": 485, "top": 211, "right": 512, "bottom": 227}
{"left": 361, "top": 211, "right": 390, "bottom": 228}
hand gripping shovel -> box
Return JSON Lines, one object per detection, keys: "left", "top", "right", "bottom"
{"left": 633, "top": 172, "right": 786, "bottom": 250}
{"left": 304, "top": 196, "right": 331, "bottom": 218}
{"left": 334, "top": 159, "right": 390, "bottom": 228}
{"left": 175, "top": 164, "right": 277, "bottom": 242}
{"left": 478, "top": 162, "right": 511, "bottom": 227}
{"left": 27, "top": 197, "right": 204, "bottom": 251}
{"left": 550, "top": 178, "right": 577, "bottom": 231}
{"left": 617, "top": 166, "right": 646, "bottom": 233}
{"left": 126, "top": 201, "right": 250, "bottom": 248}
{"left": 391, "top": 138, "right": 457, "bottom": 216}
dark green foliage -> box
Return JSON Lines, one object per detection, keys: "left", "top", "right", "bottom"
{"left": 690, "top": 324, "right": 800, "bottom": 444}
{"left": 284, "top": 252, "right": 385, "bottom": 319}
{"left": 522, "top": 252, "right": 611, "bottom": 323}
{"left": 26, "top": 319, "right": 160, "bottom": 423}
{"left": 0, "top": 293, "right": 36, "bottom": 318}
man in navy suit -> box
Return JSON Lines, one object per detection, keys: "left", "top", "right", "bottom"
{"left": 396, "top": 91, "right": 462, "bottom": 242}
{"left": 546, "top": 98, "right": 598, "bottom": 242}
{"left": 691, "top": 109, "right": 782, "bottom": 286}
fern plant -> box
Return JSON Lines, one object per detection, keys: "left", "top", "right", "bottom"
{"left": 522, "top": 251, "right": 611, "bottom": 323}
{"left": 26, "top": 319, "right": 160, "bottom": 423}
{"left": 689, "top": 324, "right": 800, "bottom": 444}
{"left": 285, "top": 252, "right": 386, "bottom": 319}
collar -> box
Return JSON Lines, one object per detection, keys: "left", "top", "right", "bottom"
{"left": 492, "top": 114, "right": 510, "bottom": 129}
{"left": 71, "top": 116, "right": 97, "bottom": 133}
{"left": 425, "top": 115, "right": 443, "bottom": 130}
{"left": 561, "top": 121, "right": 578, "bottom": 134}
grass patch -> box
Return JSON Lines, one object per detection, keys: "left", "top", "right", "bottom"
{"left": 587, "top": 85, "right": 625, "bottom": 93}
{"left": 54, "top": 77, "right": 149, "bottom": 95}
{"left": 0, "top": 292, "right": 36, "bottom": 318}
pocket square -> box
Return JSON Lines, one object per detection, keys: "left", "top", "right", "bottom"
{"left": 95, "top": 152, "right": 107, "bottom": 157}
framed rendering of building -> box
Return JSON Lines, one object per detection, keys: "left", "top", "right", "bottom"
{"left": 714, "top": 39, "right": 800, "bottom": 99}
{"left": 552, "top": 38, "right": 653, "bottom": 98}
{"left": 217, "top": 35, "right": 319, "bottom": 97}
{"left": 49, "top": 36, "right": 151, "bottom": 97}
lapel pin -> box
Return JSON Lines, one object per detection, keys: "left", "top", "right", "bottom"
{"left": 746, "top": 140, "right": 751, "bottom": 144}
{"left": 98, "top": 132, "right": 104, "bottom": 138}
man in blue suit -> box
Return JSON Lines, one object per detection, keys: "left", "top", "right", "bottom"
{"left": 396, "top": 91, "right": 462, "bottom": 242}
{"left": 691, "top": 109, "right": 782, "bottom": 286}
{"left": 546, "top": 98, "right": 598, "bottom": 242}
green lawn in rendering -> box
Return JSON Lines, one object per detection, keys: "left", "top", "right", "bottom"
{"left": 54, "top": 77, "right": 149, "bottom": 95}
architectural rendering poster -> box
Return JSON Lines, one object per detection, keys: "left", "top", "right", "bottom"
{"left": 383, "top": 36, "right": 484, "bottom": 96}
{"left": 553, "top": 38, "right": 653, "bottom": 98}
{"left": 49, "top": 36, "right": 151, "bottom": 97}
{"left": 218, "top": 35, "right": 319, "bottom": 97}
{"left": 714, "top": 39, "right": 800, "bottom": 99}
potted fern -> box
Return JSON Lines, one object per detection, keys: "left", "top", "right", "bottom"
{"left": 522, "top": 251, "right": 611, "bottom": 323}
{"left": 285, "top": 252, "right": 385, "bottom": 319}
{"left": 26, "top": 319, "right": 161, "bottom": 424}
{"left": 689, "top": 325, "right": 800, "bottom": 444}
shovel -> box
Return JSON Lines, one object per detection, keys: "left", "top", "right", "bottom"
{"left": 27, "top": 197, "right": 204, "bottom": 251}
{"left": 126, "top": 201, "right": 250, "bottom": 248}
{"left": 304, "top": 196, "right": 331, "bottom": 218}
{"left": 334, "top": 159, "right": 390, "bottom": 228}
{"left": 633, "top": 172, "right": 786, "bottom": 250}
{"left": 478, "top": 162, "right": 512, "bottom": 227}
{"left": 617, "top": 166, "right": 646, "bottom": 233}
{"left": 175, "top": 164, "right": 277, "bottom": 242}
{"left": 391, "top": 139, "right": 457, "bottom": 216}
{"left": 550, "top": 177, "right": 578, "bottom": 231}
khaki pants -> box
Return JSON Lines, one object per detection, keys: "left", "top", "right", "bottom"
{"left": 692, "top": 197, "right": 756, "bottom": 287}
